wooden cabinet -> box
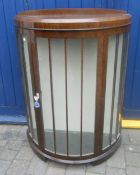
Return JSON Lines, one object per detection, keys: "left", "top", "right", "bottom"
{"left": 15, "top": 8, "right": 131, "bottom": 164}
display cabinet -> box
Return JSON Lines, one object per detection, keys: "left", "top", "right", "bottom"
{"left": 15, "top": 8, "right": 131, "bottom": 164}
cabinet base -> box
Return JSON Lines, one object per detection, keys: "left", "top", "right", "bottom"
{"left": 27, "top": 130, "right": 121, "bottom": 164}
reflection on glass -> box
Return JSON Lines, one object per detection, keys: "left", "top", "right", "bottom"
{"left": 103, "top": 36, "right": 116, "bottom": 148}
{"left": 111, "top": 34, "right": 123, "bottom": 143}
{"left": 102, "top": 34, "right": 123, "bottom": 149}
{"left": 23, "top": 37, "right": 38, "bottom": 143}
{"left": 117, "top": 33, "right": 129, "bottom": 138}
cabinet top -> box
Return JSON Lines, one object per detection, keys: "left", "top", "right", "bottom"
{"left": 15, "top": 8, "right": 131, "bottom": 31}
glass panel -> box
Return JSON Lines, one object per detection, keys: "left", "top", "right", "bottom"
{"left": 112, "top": 34, "right": 123, "bottom": 143}
{"left": 37, "top": 38, "right": 54, "bottom": 152}
{"left": 67, "top": 39, "right": 81, "bottom": 155}
{"left": 37, "top": 37, "right": 98, "bottom": 155}
{"left": 23, "top": 37, "right": 38, "bottom": 143}
{"left": 50, "top": 39, "right": 67, "bottom": 154}
{"left": 82, "top": 38, "right": 98, "bottom": 155}
{"left": 103, "top": 36, "right": 116, "bottom": 148}
{"left": 117, "top": 33, "right": 129, "bottom": 138}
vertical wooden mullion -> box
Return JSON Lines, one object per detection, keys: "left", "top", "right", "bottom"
{"left": 116, "top": 33, "right": 129, "bottom": 137}
{"left": 80, "top": 38, "right": 84, "bottom": 156}
{"left": 27, "top": 31, "right": 45, "bottom": 151}
{"left": 64, "top": 39, "right": 69, "bottom": 156}
{"left": 109, "top": 35, "right": 119, "bottom": 144}
{"left": 94, "top": 35, "right": 108, "bottom": 155}
{"left": 48, "top": 38, "right": 56, "bottom": 154}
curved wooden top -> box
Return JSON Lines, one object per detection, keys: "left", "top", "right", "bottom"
{"left": 15, "top": 8, "right": 131, "bottom": 31}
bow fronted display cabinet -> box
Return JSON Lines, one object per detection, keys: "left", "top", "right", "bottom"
{"left": 15, "top": 9, "right": 131, "bottom": 164}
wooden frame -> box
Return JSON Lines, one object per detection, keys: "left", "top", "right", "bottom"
{"left": 15, "top": 8, "right": 131, "bottom": 164}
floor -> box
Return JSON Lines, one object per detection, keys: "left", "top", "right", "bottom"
{"left": 0, "top": 125, "right": 140, "bottom": 175}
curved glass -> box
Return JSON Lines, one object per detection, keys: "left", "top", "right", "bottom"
{"left": 102, "top": 34, "right": 123, "bottom": 149}
{"left": 82, "top": 38, "right": 98, "bottom": 155}
{"left": 37, "top": 37, "right": 98, "bottom": 155}
{"left": 23, "top": 36, "right": 38, "bottom": 143}
{"left": 103, "top": 35, "right": 116, "bottom": 148}
{"left": 37, "top": 38, "right": 55, "bottom": 152}
{"left": 111, "top": 34, "right": 123, "bottom": 143}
